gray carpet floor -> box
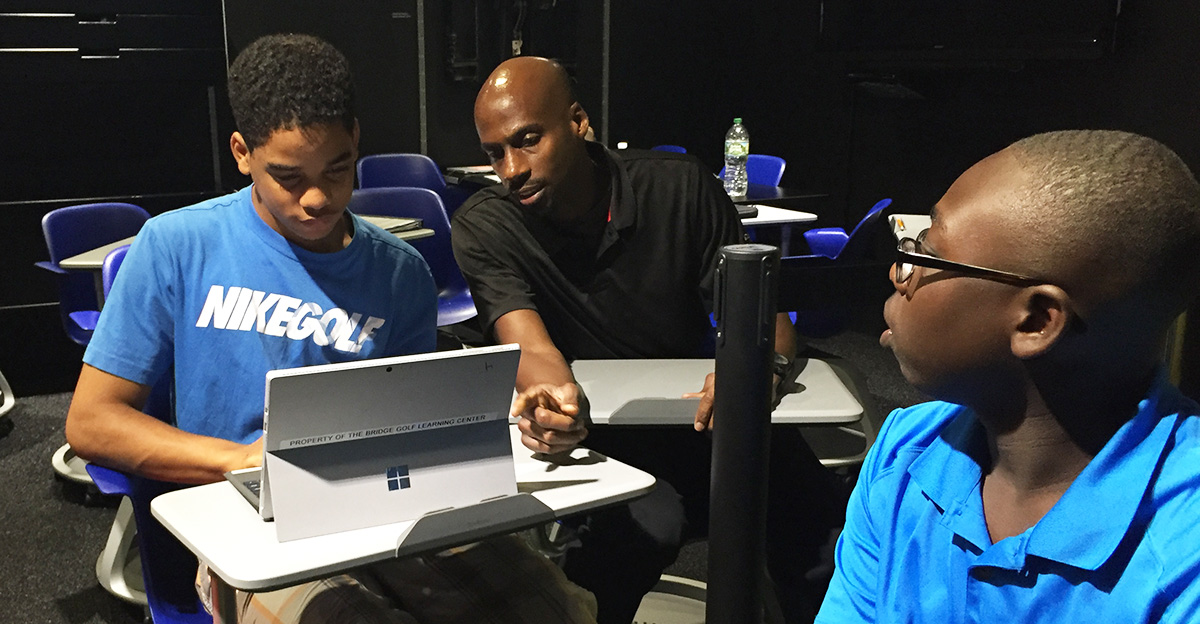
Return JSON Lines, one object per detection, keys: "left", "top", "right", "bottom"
{"left": 0, "top": 326, "right": 925, "bottom": 624}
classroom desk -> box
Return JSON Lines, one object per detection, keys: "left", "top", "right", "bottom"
{"left": 732, "top": 183, "right": 828, "bottom": 208}
{"left": 58, "top": 216, "right": 434, "bottom": 307}
{"left": 572, "top": 358, "right": 863, "bottom": 426}
{"left": 740, "top": 204, "right": 818, "bottom": 254}
{"left": 151, "top": 425, "right": 655, "bottom": 623}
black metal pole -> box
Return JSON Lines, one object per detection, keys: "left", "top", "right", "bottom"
{"left": 707, "top": 243, "right": 779, "bottom": 624}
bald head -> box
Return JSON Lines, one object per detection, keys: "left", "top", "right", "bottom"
{"left": 473, "top": 57, "right": 595, "bottom": 219}
{"left": 994, "top": 131, "right": 1200, "bottom": 315}
{"left": 475, "top": 57, "right": 575, "bottom": 129}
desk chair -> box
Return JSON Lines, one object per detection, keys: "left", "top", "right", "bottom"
{"left": 348, "top": 187, "right": 478, "bottom": 326}
{"left": 356, "top": 153, "right": 473, "bottom": 218}
{"left": 719, "top": 154, "right": 787, "bottom": 187}
{"left": 87, "top": 464, "right": 207, "bottom": 624}
{"left": 651, "top": 144, "right": 687, "bottom": 153}
{"left": 88, "top": 244, "right": 209, "bottom": 622}
{"left": 38, "top": 203, "right": 150, "bottom": 487}
{"left": 784, "top": 198, "right": 892, "bottom": 338}
{"left": 801, "top": 198, "right": 892, "bottom": 260}
{"left": 36, "top": 202, "right": 151, "bottom": 345}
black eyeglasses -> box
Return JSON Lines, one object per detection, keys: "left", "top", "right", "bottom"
{"left": 895, "top": 229, "right": 1045, "bottom": 287}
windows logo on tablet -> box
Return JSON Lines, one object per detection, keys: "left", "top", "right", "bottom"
{"left": 386, "top": 465, "right": 411, "bottom": 491}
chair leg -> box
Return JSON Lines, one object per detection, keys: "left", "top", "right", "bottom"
{"left": 95, "top": 497, "right": 148, "bottom": 605}
{"left": 51, "top": 442, "right": 95, "bottom": 484}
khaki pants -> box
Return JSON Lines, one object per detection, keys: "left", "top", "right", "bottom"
{"left": 199, "top": 535, "right": 598, "bottom": 624}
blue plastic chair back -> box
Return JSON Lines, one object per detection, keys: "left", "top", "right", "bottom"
{"left": 38, "top": 202, "right": 150, "bottom": 345}
{"left": 357, "top": 153, "right": 447, "bottom": 191}
{"left": 356, "top": 152, "right": 477, "bottom": 219}
{"left": 651, "top": 144, "right": 687, "bottom": 153}
{"left": 719, "top": 154, "right": 787, "bottom": 186}
{"left": 836, "top": 198, "right": 892, "bottom": 260}
{"left": 348, "top": 187, "right": 477, "bottom": 326}
{"left": 101, "top": 245, "right": 131, "bottom": 297}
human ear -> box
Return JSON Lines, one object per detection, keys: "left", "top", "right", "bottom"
{"left": 1011, "top": 285, "right": 1074, "bottom": 359}
{"left": 570, "top": 102, "right": 590, "bottom": 138}
{"left": 230, "top": 132, "right": 252, "bottom": 176}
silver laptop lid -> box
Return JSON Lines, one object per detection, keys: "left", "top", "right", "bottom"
{"left": 261, "top": 344, "right": 521, "bottom": 541}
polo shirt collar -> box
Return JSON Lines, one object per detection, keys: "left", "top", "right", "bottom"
{"left": 1026, "top": 371, "right": 1177, "bottom": 569}
{"left": 591, "top": 141, "right": 637, "bottom": 233}
{"left": 526, "top": 142, "right": 630, "bottom": 260}
{"left": 908, "top": 371, "right": 1178, "bottom": 571}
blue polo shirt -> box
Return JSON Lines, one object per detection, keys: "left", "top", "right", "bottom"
{"left": 817, "top": 373, "right": 1200, "bottom": 623}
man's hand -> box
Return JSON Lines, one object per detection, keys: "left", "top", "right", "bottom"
{"left": 684, "top": 372, "right": 717, "bottom": 432}
{"left": 511, "top": 382, "right": 589, "bottom": 454}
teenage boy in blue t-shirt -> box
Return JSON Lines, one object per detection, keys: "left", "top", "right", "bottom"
{"left": 66, "top": 34, "right": 596, "bottom": 623}
{"left": 816, "top": 130, "right": 1200, "bottom": 623}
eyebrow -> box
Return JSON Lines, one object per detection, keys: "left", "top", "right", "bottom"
{"left": 264, "top": 150, "right": 354, "bottom": 173}
{"left": 482, "top": 124, "right": 542, "bottom": 149}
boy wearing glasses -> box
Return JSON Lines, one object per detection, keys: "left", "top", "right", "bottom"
{"left": 816, "top": 130, "right": 1200, "bottom": 622}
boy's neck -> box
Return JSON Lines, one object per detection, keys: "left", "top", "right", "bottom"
{"left": 976, "top": 363, "right": 1155, "bottom": 542}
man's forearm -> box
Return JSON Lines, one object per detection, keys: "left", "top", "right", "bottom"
{"left": 774, "top": 312, "right": 797, "bottom": 359}
{"left": 514, "top": 347, "right": 576, "bottom": 392}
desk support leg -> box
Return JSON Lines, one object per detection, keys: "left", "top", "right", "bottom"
{"left": 92, "top": 272, "right": 106, "bottom": 309}
{"left": 210, "top": 572, "right": 239, "bottom": 624}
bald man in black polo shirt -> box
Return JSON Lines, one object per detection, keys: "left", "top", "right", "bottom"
{"left": 451, "top": 56, "right": 848, "bottom": 623}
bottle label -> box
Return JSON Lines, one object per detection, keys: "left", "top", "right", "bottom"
{"left": 725, "top": 140, "right": 749, "bottom": 157}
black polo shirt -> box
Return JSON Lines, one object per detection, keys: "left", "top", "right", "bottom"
{"left": 450, "top": 143, "right": 743, "bottom": 360}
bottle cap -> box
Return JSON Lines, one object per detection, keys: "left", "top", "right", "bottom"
{"left": 733, "top": 117, "right": 742, "bottom": 124}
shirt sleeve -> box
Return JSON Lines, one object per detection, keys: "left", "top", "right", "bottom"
{"left": 451, "top": 203, "right": 537, "bottom": 338}
{"left": 82, "top": 221, "right": 175, "bottom": 389}
{"left": 694, "top": 166, "right": 746, "bottom": 312}
{"left": 815, "top": 409, "right": 908, "bottom": 623}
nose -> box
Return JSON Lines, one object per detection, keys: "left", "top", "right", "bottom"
{"left": 299, "top": 184, "right": 332, "bottom": 213}
{"left": 497, "top": 149, "right": 529, "bottom": 186}
{"left": 888, "top": 262, "right": 906, "bottom": 294}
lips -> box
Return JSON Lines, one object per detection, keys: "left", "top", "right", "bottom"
{"left": 515, "top": 185, "right": 544, "bottom": 206}
{"left": 299, "top": 211, "right": 341, "bottom": 232}
{"left": 880, "top": 295, "right": 897, "bottom": 348}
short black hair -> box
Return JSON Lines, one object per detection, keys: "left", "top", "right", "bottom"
{"left": 1008, "top": 130, "right": 1200, "bottom": 311}
{"left": 227, "top": 34, "right": 356, "bottom": 151}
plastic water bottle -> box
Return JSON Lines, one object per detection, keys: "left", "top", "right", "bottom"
{"left": 724, "top": 118, "right": 749, "bottom": 197}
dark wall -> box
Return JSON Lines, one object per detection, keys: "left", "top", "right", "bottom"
{"left": 608, "top": 0, "right": 1200, "bottom": 219}
{"left": 606, "top": 0, "right": 1200, "bottom": 384}
{"left": 1, "top": 2, "right": 227, "bottom": 395}
{"left": 12, "top": 0, "right": 1200, "bottom": 394}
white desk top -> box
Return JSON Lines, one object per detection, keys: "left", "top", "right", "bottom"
{"left": 573, "top": 358, "right": 862, "bottom": 425}
{"left": 741, "top": 205, "right": 818, "bottom": 227}
{"left": 889, "top": 213, "right": 931, "bottom": 241}
{"left": 58, "top": 216, "right": 434, "bottom": 271}
{"left": 151, "top": 426, "right": 655, "bottom": 592}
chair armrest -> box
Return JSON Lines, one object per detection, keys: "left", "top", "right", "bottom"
{"left": 34, "top": 260, "right": 68, "bottom": 275}
{"left": 85, "top": 463, "right": 135, "bottom": 497}
{"left": 802, "top": 228, "right": 849, "bottom": 259}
